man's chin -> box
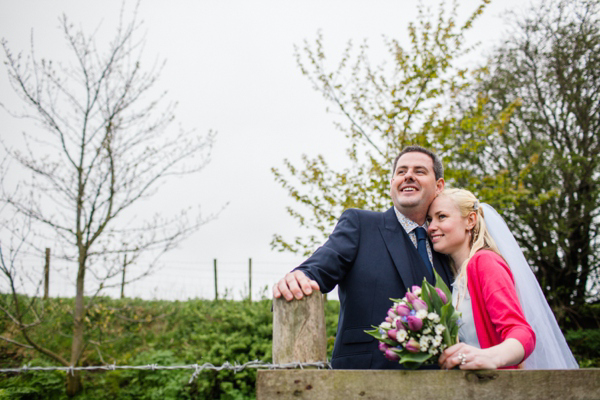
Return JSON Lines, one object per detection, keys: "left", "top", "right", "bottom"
{"left": 397, "top": 198, "right": 423, "bottom": 208}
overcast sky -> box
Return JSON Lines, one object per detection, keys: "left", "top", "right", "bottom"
{"left": 0, "top": 0, "right": 529, "bottom": 300}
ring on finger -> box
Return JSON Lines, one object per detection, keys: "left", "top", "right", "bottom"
{"left": 457, "top": 352, "right": 467, "bottom": 365}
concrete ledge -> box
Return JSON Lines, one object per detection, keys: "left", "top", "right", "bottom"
{"left": 256, "top": 369, "right": 600, "bottom": 400}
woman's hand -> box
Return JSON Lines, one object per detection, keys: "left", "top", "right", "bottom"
{"left": 438, "top": 339, "right": 525, "bottom": 370}
{"left": 439, "top": 343, "right": 499, "bottom": 370}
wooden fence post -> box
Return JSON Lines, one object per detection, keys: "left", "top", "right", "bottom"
{"left": 213, "top": 258, "right": 218, "bottom": 300}
{"left": 120, "top": 254, "right": 127, "bottom": 299}
{"left": 257, "top": 369, "right": 600, "bottom": 399}
{"left": 272, "top": 291, "right": 327, "bottom": 365}
{"left": 43, "top": 248, "right": 50, "bottom": 300}
{"left": 248, "top": 258, "right": 252, "bottom": 302}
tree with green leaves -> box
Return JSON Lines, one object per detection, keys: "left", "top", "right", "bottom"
{"left": 271, "top": 0, "right": 492, "bottom": 256}
{"left": 443, "top": 0, "right": 600, "bottom": 324}
{"left": 0, "top": 5, "right": 216, "bottom": 395}
{"left": 273, "top": 0, "right": 599, "bottom": 327}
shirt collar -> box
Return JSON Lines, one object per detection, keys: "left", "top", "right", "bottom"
{"left": 393, "top": 206, "right": 427, "bottom": 234}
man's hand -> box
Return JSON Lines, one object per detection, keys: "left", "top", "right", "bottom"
{"left": 273, "top": 270, "right": 320, "bottom": 301}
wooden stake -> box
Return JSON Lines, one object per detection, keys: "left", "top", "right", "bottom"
{"left": 44, "top": 248, "right": 50, "bottom": 300}
{"left": 272, "top": 291, "right": 327, "bottom": 365}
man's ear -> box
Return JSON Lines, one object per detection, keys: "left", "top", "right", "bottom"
{"left": 435, "top": 178, "right": 445, "bottom": 194}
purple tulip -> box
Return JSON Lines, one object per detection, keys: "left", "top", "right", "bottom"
{"left": 435, "top": 288, "right": 448, "bottom": 304}
{"left": 387, "top": 329, "right": 398, "bottom": 341}
{"left": 396, "top": 304, "right": 411, "bottom": 316}
{"left": 405, "top": 338, "right": 420, "bottom": 353}
{"left": 378, "top": 342, "right": 390, "bottom": 353}
{"left": 406, "top": 315, "right": 423, "bottom": 331}
{"left": 411, "top": 299, "right": 428, "bottom": 311}
{"left": 393, "top": 319, "right": 404, "bottom": 330}
{"left": 384, "top": 348, "right": 400, "bottom": 361}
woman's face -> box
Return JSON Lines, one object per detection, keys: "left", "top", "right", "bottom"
{"left": 427, "top": 195, "right": 472, "bottom": 257}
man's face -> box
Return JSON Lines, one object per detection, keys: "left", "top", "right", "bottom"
{"left": 390, "top": 152, "right": 444, "bottom": 216}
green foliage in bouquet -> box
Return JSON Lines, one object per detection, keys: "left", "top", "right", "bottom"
{"left": 366, "top": 270, "right": 460, "bottom": 369}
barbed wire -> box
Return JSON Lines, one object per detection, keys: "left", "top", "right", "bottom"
{"left": 0, "top": 360, "right": 332, "bottom": 384}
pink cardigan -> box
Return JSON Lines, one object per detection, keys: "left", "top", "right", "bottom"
{"left": 466, "top": 250, "right": 536, "bottom": 369}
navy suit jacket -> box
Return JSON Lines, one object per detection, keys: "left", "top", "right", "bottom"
{"left": 295, "top": 207, "right": 452, "bottom": 369}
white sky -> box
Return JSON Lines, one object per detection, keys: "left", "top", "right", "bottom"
{"left": 0, "top": 0, "right": 528, "bottom": 300}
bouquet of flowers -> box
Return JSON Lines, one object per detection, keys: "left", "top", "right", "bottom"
{"left": 365, "top": 270, "right": 461, "bottom": 369}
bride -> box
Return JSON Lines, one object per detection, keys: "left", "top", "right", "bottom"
{"left": 426, "top": 188, "right": 578, "bottom": 369}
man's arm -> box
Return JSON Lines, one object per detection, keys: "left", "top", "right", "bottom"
{"left": 272, "top": 209, "right": 360, "bottom": 302}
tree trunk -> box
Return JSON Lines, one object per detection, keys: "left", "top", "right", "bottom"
{"left": 66, "top": 371, "right": 83, "bottom": 397}
{"left": 67, "top": 255, "right": 86, "bottom": 396}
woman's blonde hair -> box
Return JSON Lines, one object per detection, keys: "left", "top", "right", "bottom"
{"left": 437, "top": 188, "right": 502, "bottom": 291}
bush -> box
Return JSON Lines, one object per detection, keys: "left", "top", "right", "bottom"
{"left": 565, "top": 329, "right": 600, "bottom": 368}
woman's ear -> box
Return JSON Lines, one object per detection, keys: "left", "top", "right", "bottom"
{"left": 466, "top": 211, "right": 477, "bottom": 231}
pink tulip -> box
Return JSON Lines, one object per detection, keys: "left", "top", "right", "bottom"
{"left": 411, "top": 285, "right": 421, "bottom": 293}
{"left": 394, "top": 319, "right": 405, "bottom": 330}
{"left": 385, "top": 348, "right": 400, "bottom": 361}
{"left": 396, "top": 304, "right": 411, "bottom": 316}
{"left": 411, "top": 299, "right": 428, "bottom": 311}
{"left": 406, "top": 292, "right": 417, "bottom": 302}
{"left": 387, "top": 329, "right": 398, "bottom": 341}
{"left": 405, "top": 338, "right": 420, "bottom": 353}
{"left": 385, "top": 316, "right": 392, "bottom": 323}
{"left": 435, "top": 288, "right": 448, "bottom": 304}
{"left": 406, "top": 315, "right": 423, "bottom": 331}
{"left": 387, "top": 308, "right": 398, "bottom": 319}
{"left": 378, "top": 342, "right": 390, "bottom": 353}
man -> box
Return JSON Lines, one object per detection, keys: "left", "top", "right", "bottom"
{"left": 273, "top": 146, "right": 453, "bottom": 369}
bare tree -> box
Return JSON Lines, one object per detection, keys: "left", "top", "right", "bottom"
{"left": 0, "top": 4, "right": 217, "bottom": 395}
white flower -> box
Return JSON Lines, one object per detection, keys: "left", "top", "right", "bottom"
{"left": 433, "top": 335, "right": 443, "bottom": 347}
{"left": 416, "top": 309, "right": 428, "bottom": 319}
{"left": 380, "top": 322, "right": 392, "bottom": 330}
{"left": 422, "top": 328, "right": 432, "bottom": 335}
{"left": 397, "top": 330, "right": 408, "bottom": 342}
{"left": 428, "top": 312, "right": 440, "bottom": 323}
{"left": 435, "top": 324, "right": 446, "bottom": 335}
{"left": 413, "top": 288, "right": 422, "bottom": 296}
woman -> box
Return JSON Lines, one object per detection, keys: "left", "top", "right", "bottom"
{"left": 427, "top": 188, "right": 578, "bottom": 370}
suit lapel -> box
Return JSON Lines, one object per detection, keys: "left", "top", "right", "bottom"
{"left": 379, "top": 207, "right": 420, "bottom": 289}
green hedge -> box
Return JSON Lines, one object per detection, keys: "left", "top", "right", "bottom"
{"left": 0, "top": 296, "right": 340, "bottom": 399}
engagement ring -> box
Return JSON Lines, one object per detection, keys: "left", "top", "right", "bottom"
{"left": 457, "top": 352, "right": 467, "bottom": 365}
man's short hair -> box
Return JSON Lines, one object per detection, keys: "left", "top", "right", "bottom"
{"left": 392, "top": 146, "right": 444, "bottom": 180}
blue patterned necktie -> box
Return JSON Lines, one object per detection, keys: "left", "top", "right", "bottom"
{"left": 415, "top": 227, "right": 434, "bottom": 280}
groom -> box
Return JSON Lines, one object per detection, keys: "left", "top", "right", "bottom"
{"left": 273, "top": 145, "right": 453, "bottom": 369}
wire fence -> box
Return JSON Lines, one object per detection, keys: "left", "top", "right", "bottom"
{"left": 0, "top": 361, "right": 332, "bottom": 383}
{"left": 0, "top": 256, "right": 340, "bottom": 301}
